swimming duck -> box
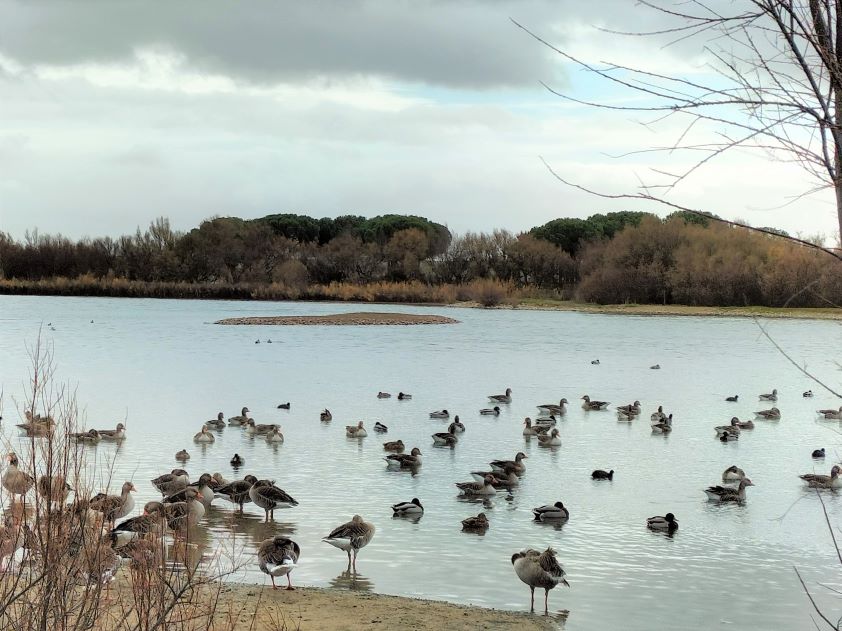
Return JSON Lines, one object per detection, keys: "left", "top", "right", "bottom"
{"left": 175, "top": 449, "right": 190, "bottom": 461}
{"left": 152, "top": 469, "right": 189, "bottom": 495}
{"left": 429, "top": 410, "right": 449, "bottom": 419}
{"left": 97, "top": 423, "right": 126, "bottom": 440}
{"left": 725, "top": 395, "right": 739, "bottom": 402}
{"left": 249, "top": 480, "right": 298, "bottom": 522}
{"left": 755, "top": 407, "right": 781, "bottom": 420}
{"left": 489, "top": 388, "right": 513, "bottom": 404}
{"left": 193, "top": 425, "right": 215, "bottom": 443}
{"left": 523, "top": 418, "right": 539, "bottom": 436}
{"left": 383, "top": 439, "right": 405, "bottom": 452}
{"left": 812, "top": 448, "right": 826, "bottom": 458}
{"left": 803, "top": 390, "right": 814, "bottom": 398}
{"left": 650, "top": 364, "right": 660, "bottom": 370}
{"left": 719, "top": 431, "right": 737, "bottom": 442}
{"left": 490, "top": 452, "right": 527, "bottom": 475}
{"left": 650, "top": 406, "right": 667, "bottom": 423}
{"left": 2, "top": 454, "right": 34, "bottom": 499}
{"left": 258, "top": 536, "right": 300, "bottom": 590}
{"left": 456, "top": 475, "right": 497, "bottom": 496}
{"left": 90, "top": 481, "right": 137, "bottom": 524}
{"left": 735, "top": 418, "right": 754, "bottom": 429}
{"left": 70, "top": 429, "right": 101, "bottom": 445}
{"left": 759, "top": 388, "right": 778, "bottom": 401}
{"left": 592, "top": 469, "right": 614, "bottom": 480}
{"left": 537, "top": 428, "right": 561, "bottom": 447}
{"left": 616, "top": 401, "right": 642, "bottom": 416}
{"left": 800, "top": 465, "right": 842, "bottom": 489}
{"left": 647, "top": 513, "right": 678, "bottom": 533}
{"left": 461, "top": 512, "right": 489, "bottom": 530}
{"left": 230, "top": 454, "right": 245, "bottom": 467}
{"left": 715, "top": 418, "right": 741, "bottom": 438}
{"left": 206, "top": 412, "right": 225, "bottom": 429}
{"left": 722, "top": 465, "right": 746, "bottom": 482}
{"left": 705, "top": 478, "right": 754, "bottom": 502}
{"left": 265, "top": 428, "right": 285, "bottom": 443}
{"left": 534, "top": 415, "right": 557, "bottom": 429}
{"left": 276, "top": 402, "right": 291, "bottom": 410}
{"left": 532, "top": 502, "right": 569, "bottom": 521}
{"left": 384, "top": 447, "right": 422, "bottom": 468}
{"left": 377, "top": 392, "right": 391, "bottom": 399}
{"left": 346, "top": 421, "right": 367, "bottom": 438}
{"left": 511, "top": 548, "right": 569, "bottom": 615}
{"left": 397, "top": 392, "right": 412, "bottom": 400}
{"left": 591, "top": 359, "right": 600, "bottom": 365}
{"left": 431, "top": 431, "right": 458, "bottom": 446}
{"left": 245, "top": 419, "right": 279, "bottom": 436}
{"left": 320, "top": 409, "right": 332, "bottom": 422}
{"left": 470, "top": 469, "right": 519, "bottom": 489}
{"left": 214, "top": 474, "right": 258, "bottom": 513}
{"left": 322, "top": 514, "right": 375, "bottom": 572}
{"left": 651, "top": 414, "right": 673, "bottom": 433}
{"left": 16, "top": 411, "right": 55, "bottom": 436}
{"left": 537, "top": 399, "right": 568, "bottom": 415}
{"left": 373, "top": 422, "right": 388, "bottom": 433}
{"left": 582, "top": 395, "right": 610, "bottom": 410}
{"left": 451, "top": 417, "right": 465, "bottom": 432}
{"left": 228, "top": 407, "right": 252, "bottom": 426}
{"left": 391, "top": 498, "right": 424, "bottom": 516}
{"left": 479, "top": 406, "right": 501, "bottom": 416}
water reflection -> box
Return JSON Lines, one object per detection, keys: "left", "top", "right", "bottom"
{"left": 329, "top": 570, "right": 374, "bottom": 592}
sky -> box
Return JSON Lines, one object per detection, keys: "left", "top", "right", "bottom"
{"left": 0, "top": 0, "right": 838, "bottom": 242}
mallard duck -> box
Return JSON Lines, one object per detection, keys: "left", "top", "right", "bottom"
{"left": 511, "top": 548, "right": 569, "bottom": 615}
{"left": 207, "top": 412, "right": 225, "bottom": 429}
{"left": 377, "top": 392, "right": 391, "bottom": 399}
{"left": 616, "top": 401, "right": 642, "bottom": 416}
{"left": 265, "top": 428, "right": 285, "bottom": 443}
{"left": 755, "top": 407, "right": 781, "bottom": 420}
{"left": 431, "top": 431, "right": 458, "bottom": 446}
{"left": 719, "top": 431, "right": 738, "bottom": 442}
{"left": 489, "top": 388, "right": 513, "bottom": 404}
{"left": 97, "top": 423, "right": 126, "bottom": 440}
{"left": 456, "top": 475, "right": 497, "bottom": 496}
{"left": 704, "top": 478, "right": 754, "bottom": 502}
{"left": 722, "top": 465, "right": 746, "bottom": 482}
{"left": 228, "top": 407, "right": 251, "bottom": 426}
{"left": 651, "top": 414, "right": 673, "bottom": 433}
{"left": 650, "top": 364, "right": 660, "bottom": 370}
{"left": 582, "top": 395, "right": 609, "bottom": 410}
{"left": 650, "top": 406, "right": 666, "bottom": 422}
{"left": 2, "top": 453, "right": 34, "bottom": 498}
{"left": 534, "top": 415, "right": 557, "bottom": 429}
{"left": 346, "top": 421, "right": 367, "bottom": 438}
{"left": 647, "top": 513, "right": 678, "bottom": 532}
{"left": 320, "top": 409, "right": 332, "bottom": 422}
{"left": 479, "top": 406, "right": 501, "bottom": 416}
{"left": 397, "top": 392, "right": 412, "bottom": 400}
{"left": 800, "top": 465, "right": 842, "bottom": 489}
{"left": 230, "top": 454, "right": 244, "bottom": 467}
{"left": 591, "top": 359, "right": 600, "bottom": 364}
{"left": 461, "top": 512, "right": 489, "bottom": 530}
{"left": 383, "top": 439, "right": 404, "bottom": 452}
{"left": 537, "top": 399, "right": 568, "bottom": 415}
{"left": 322, "top": 514, "right": 375, "bottom": 572}
{"left": 90, "top": 481, "right": 137, "bottom": 524}
{"left": 373, "top": 422, "right": 388, "bottom": 433}
{"left": 391, "top": 498, "right": 423, "bottom": 516}
{"left": 384, "top": 447, "right": 422, "bottom": 468}
{"left": 152, "top": 469, "right": 189, "bottom": 495}
{"left": 451, "top": 417, "right": 465, "bottom": 433}
{"left": 715, "top": 418, "right": 741, "bottom": 438}
{"left": 759, "top": 388, "right": 778, "bottom": 401}
{"left": 175, "top": 449, "right": 190, "bottom": 461}
{"left": 276, "top": 402, "right": 291, "bottom": 410}
{"left": 812, "top": 448, "right": 826, "bottom": 458}
{"left": 735, "top": 418, "right": 754, "bottom": 429}
{"left": 490, "top": 452, "right": 527, "bottom": 475}
{"left": 725, "top": 395, "right": 739, "bottom": 402}
{"left": 70, "top": 429, "right": 101, "bottom": 444}
{"left": 537, "top": 428, "right": 561, "bottom": 447}
{"left": 245, "top": 419, "right": 279, "bottom": 436}
{"left": 258, "top": 536, "right": 300, "bottom": 590}
{"left": 592, "top": 469, "right": 614, "bottom": 480}
{"left": 36, "top": 474, "right": 71, "bottom": 506}
{"left": 803, "top": 390, "right": 814, "bottom": 398}
{"left": 523, "top": 418, "right": 539, "bottom": 436}
{"left": 470, "top": 469, "right": 519, "bottom": 489}
{"left": 429, "top": 410, "right": 449, "bottom": 419}
{"left": 532, "top": 502, "right": 569, "bottom": 521}
{"left": 249, "top": 480, "right": 298, "bottom": 521}
{"left": 193, "top": 425, "right": 215, "bottom": 443}
{"left": 214, "top": 474, "right": 258, "bottom": 513}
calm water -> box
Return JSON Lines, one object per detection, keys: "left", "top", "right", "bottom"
{"left": 1, "top": 295, "right": 842, "bottom": 629}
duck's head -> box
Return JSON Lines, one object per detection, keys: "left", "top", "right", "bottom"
{"left": 244, "top": 474, "right": 259, "bottom": 485}
{"left": 172, "top": 468, "right": 188, "bottom": 476}
{"left": 494, "top": 406, "right": 500, "bottom": 413}
{"left": 358, "top": 421, "right": 365, "bottom": 428}
{"left": 515, "top": 452, "right": 527, "bottom": 461}
{"left": 506, "top": 388, "right": 512, "bottom": 395}
{"left": 217, "top": 412, "right": 224, "bottom": 420}
{"left": 665, "top": 512, "right": 676, "bottom": 522}
{"left": 7, "top": 453, "right": 18, "bottom": 467}
{"left": 411, "top": 498, "right": 422, "bottom": 507}
{"left": 581, "top": 395, "right": 590, "bottom": 401}
{"left": 523, "top": 418, "right": 531, "bottom": 426}
{"left": 554, "top": 501, "right": 565, "bottom": 509}
{"left": 742, "top": 478, "right": 755, "bottom": 487}
{"left": 551, "top": 429, "right": 560, "bottom": 437}
{"left": 143, "top": 501, "right": 164, "bottom": 515}
{"left": 116, "top": 423, "right": 125, "bottom": 431}
{"left": 242, "top": 407, "right": 250, "bottom": 415}
{"left": 411, "top": 448, "right": 422, "bottom": 456}
{"left": 197, "top": 473, "right": 213, "bottom": 485}
{"left": 351, "top": 514, "right": 363, "bottom": 524}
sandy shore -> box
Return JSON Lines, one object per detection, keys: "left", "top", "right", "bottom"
{"left": 215, "top": 312, "right": 460, "bottom": 326}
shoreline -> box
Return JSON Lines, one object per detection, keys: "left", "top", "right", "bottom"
{"left": 215, "top": 312, "right": 459, "bottom": 326}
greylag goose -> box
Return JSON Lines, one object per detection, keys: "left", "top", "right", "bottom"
{"left": 511, "top": 548, "right": 569, "bottom": 614}
{"left": 479, "top": 406, "right": 501, "bottom": 416}
{"left": 391, "top": 498, "right": 423, "bottom": 516}
{"left": 755, "top": 407, "right": 781, "bottom": 420}
{"left": 490, "top": 452, "right": 527, "bottom": 475}
{"left": 800, "top": 465, "right": 842, "bottom": 489}
{"left": 489, "top": 388, "right": 513, "bottom": 404}
{"left": 377, "top": 392, "right": 391, "bottom": 399}
{"left": 97, "top": 423, "right": 126, "bottom": 440}
{"left": 431, "top": 430, "right": 458, "bottom": 446}
{"left": 207, "top": 412, "right": 225, "bottom": 429}
{"left": 469, "top": 470, "right": 519, "bottom": 489}
{"left": 461, "top": 512, "right": 489, "bottom": 530}
{"left": 592, "top": 469, "right": 614, "bottom": 480}
{"left": 523, "top": 418, "right": 539, "bottom": 436}
{"left": 429, "top": 410, "right": 449, "bottom": 419}
{"left": 160, "top": 488, "right": 204, "bottom": 532}
{"left": 265, "top": 428, "right": 285, "bottom": 443}
{"left": 152, "top": 469, "right": 189, "bottom": 495}
{"left": 582, "top": 395, "right": 609, "bottom": 410}
{"left": 537, "top": 428, "right": 561, "bottom": 447}
{"left": 818, "top": 406, "right": 842, "bottom": 417}
{"left": 230, "top": 454, "right": 244, "bottom": 467}
{"left": 109, "top": 503, "right": 167, "bottom": 547}
{"left": 2, "top": 453, "right": 34, "bottom": 499}
{"left": 228, "top": 407, "right": 251, "bottom": 426}
{"left": 0, "top": 516, "right": 23, "bottom": 571}
{"left": 722, "top": 465, "right": 746, "bottom": 482}
{"left": 175, "top": 449, "right": 190, "bottom": 461}
{"left": 725, "top": 395, "right": 739, "bottom": 402}
{"left": 70, "top": 429, "right": 101, "bottom": 444}
{"left": 534, "top": 415, "right": 557, "bottom": 429}
{"left": 193, "top": 425, "right": 215, "bottom": 443}
{"left": 735, "top": 418, "right": 754, "bottom": 429}
{"left": 322, "top": 514, "right": 375, "bottom": 572}
{"left": 36, "top": 474, "right": 71, "bottom": 506}
{"left": 16, "top": 411, "right": 55, "bottom": 436}
{"left": 532, "top": 502, "right": 569, "bottom": 521}
{"left": 214, "top": 475, "right": 258, "bottom": 513}
{"left": 249, "top": 480, "right": 298, "bottom": 521}
{"left": 812, "top": 448, "right": 826, "bottom": 458}
{"left": 759, "top": 389, "right": 778, "bottom": 401}
{"left": 373, "top": 422, "right": 388, "bottom": 433}
{"left": 320, "top": 409, "right": 332, "bottom": 422}
{"left": 383, "top": 439, "right": 404, "bottom": 452}
{"left": 258, "top": 536, "right": 300, "bottom": 590}
{"left": 397, "top": 392, "right": 412, "bottom": 400}
{"left": 537, "top": 399, "right": 568, "bottom": 415}
{"left": 384, "top": 447, "right": 422, "bottom": 468}
{"left": 616, "top": 401, "right": 641, "bottom": 416}
{"left": 650, "top": 406, "right": 667, "bottom": 422}
{"left": 456, "top": 475, "right": 497, "bottom": 496}
{"left": 167, "top": 473, "right": 215, "bottom": 506}
{"left": 346, "top": 421, "right": 367, "bottom": 438}
{"left": 90, "top": 481, "right": 136, "bottom": 524}
{"left": 276, "top": 402, "right": 291, "bottom": 410}
{"left": 705, "top": 478, "right": 754, "bottom": 502}
{"left": 647, "top": 513, "right": 678, "bottom": 533}
{"left": 245, "top": 420, "right": 279, "bottom": 436}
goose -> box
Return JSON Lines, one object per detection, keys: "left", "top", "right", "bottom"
{"left": 735, "top": 418, "right": 754, "bottom": 429}
{"left": 817, "top": 406, "right": 842, "bottom": 417}
{"left": 211, "top": 472, "right": 228, "bottom": 488}
{"left": 320, "top": 409, "right": 332, "bottom": 422}
{"left": 245, "top": 419, "right": 279, "bottom": 436}
{"left": 537, "top": 428, "right": 562, "bottom": 447}
{"left": 479, "top": 406, "right": 501, "bottom": 416}
{"left": 373, "top": 422, "right": 388, "bottom": 433}
{"left": 167, "top": 473, "right": 216, "bottom": 506}
{"left": 715, "top": 418, "right": 741, "bottom": 438}
{"left": 650, "top": 364, "right": 660, "bottom": 370}
{"left": 429, "top": 410, "right": 449, "bottom": 419}
{"left": 800, "top": 465, "right": 842, "bottom": 489}
{"left": 163, "top": 485, "right": 206, "bottom": 522}
{"left": 523, "top": 418, "right": 539, "bottom": 436}
{"left": 812, "top": 448, "right": 826, "bottom": 458}
{"left": 36, "top": 475, "right": 71, "bottom": 506}
{"left": 276, "top": 402, "right": 291, "bottom": 410}
{"left": 249, "top": 480, "right": 298, "bottom": 522}
{"left": 451, "top": 416, "right": 465, "bottom": 433}
{"left": 725, "top": 395, "right": 739, "bottom": 402}
{"left": 206, "top": 412, "right": 225, "bottom": 429}
{"left": 175, "top": 449, "right": 190, "bottom": 461}
{"left": 16, "top": 412, "right": 55, "bottom": 436}
{"left": 346, "top": 421, "right": 367, "bottom": 438}
{"left": 431, "top": 431, "right": 458, "bottom": 446}
{"left": 824, "top": 409, "right": 842, "bottom": 420}
{"left": 0, "top": 516, "right": 23, "bottom": 572}
{"left": 582, "top": 395, "right": 609, "bottom": 410}
{"left": 397, "top": 392, "right": 412, "bottom": 400}
{"left": 322, "top": 514, "right": 375, "bottom": 572}
{"left": 489, "top": 388, "right": 513, "bottom": 404}
{"left": 377, "top": 392, "right": 391, "bottom": 399}
{"left": 214, "top": 474, "right": 258, "bottom": 513}
{"left": 651, "top": 414, "right": 673, "bottom": 433}
{"left": 230, "top": 454, "right": 245, "bottom": 467}
{"left": 109, "top": 505, "right": 167, "bottom": 547}
{"left": 456, "top": 475, "right": 497, "bottom": 496}
{"left": 384, "top": 447, "right": 422, "bottom": 469}
{"left": 650, "top": 406, "right": 667, "bottom": 423}
{"left": 616, "top": 407, "right": 636, "bottom": 422}
{"left": 804, "top": 390, "right": 814, "bottom": 398}
{"left": 759, "top": 388, "right": 778, "bottom": 401}
{"left": 647, "top": 513, "right": 678, "bottom": 533}
{"left": 592, "top": 469, "right": 614, "bottom": 480}
{"left": 258, "top": 536, "right": 300, "bottom": 590}
{"left": 70, "top": 429, "right": 101, "bottom": 444}
{"left": 152, "top": 469, "right": 189, "bottom": 495}
{"left": 534, "top": 415, "right": 557, "bottom": 429}
{"left": 265, "top": 428, "right": 285, "bottom": 443}
{"left": 490, "top": 452, "right": 527, "bottom": 475}
{"left": 383, "top": 440, "right": 404, "bottom": 452}
{"left": 391, "top": 498, "right": 424, "bottom": 516}
{"left": 228, "top": 407, "right": 251, "bottom": 426}
{"left": 704, "top": 478, "right": 754, "bottom": 502}
{"left": 755, "top": 407, "right": 781, "bottom": 420}
{"left": 97, "top": 423, "right": 126, "bottom": 440}
{"left": 537, "top": 399, "right": 568, "bottom": 415}
{"left": 90, "top": 481, "right": 137, "bottom": 524}
{"left": 532, "top": 502, "right": 569, "bottom": 521}
{"left": 2, "top": 453, "right": 34, "bottom": 498}
{"left": 470, "top": 469, "right": 519, "bottom": 489}
{"left": 160, "top": 488, "right": 204, "bottom": 533}
{"left": 616, "top": 401, "right": 642, "bottom": 416}
{"left": 722, "top": 465, "right": 746, "bottom": 482}
{"left": 461, "top": 512, "right": 489, "bottom": 530}
{"left": 511, "top": 548, "right": 569, "bottom": 615}
{"left": 193, "top": 425, "right": 215, "bottom": 443}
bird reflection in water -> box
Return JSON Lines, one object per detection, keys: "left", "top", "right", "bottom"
{"left": 330, "top": 570, "right": 373, "bottom": 592}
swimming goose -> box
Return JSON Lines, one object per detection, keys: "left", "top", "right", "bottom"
{"left": 383, "top": 439, "right": 405, "bottom": 452}
{"left": 258, "top": 536, "right": 300, "bottom": 590}
{"left": 725, "top": 395, "right": 739, "bottom": 402}
{"left": 228, "top": 407, "right": 251, "bottom": 426}
{"left": 511, "top": 548, "right": 569, "bottom": 615}
{"left": 2, "top": 454, "right": 34, "bottom": 498}
{"left": 451, "top": 417, "right": 465, "bottom": 433}
{"left": 704, "top": 478, "right": 754, "bottom": 502}
{"left": 245, "top": 419, "right": 279, "bottom": 436}
{"left": 759, "top": 388, "right": 778, "bottom": 401}
{"left": 265, "top": 428, "right": 285, "bottom": 443}
{"left": 276, "top": 402, "right": 291, "bottom": 410}
{"left": 537, "top": 399, "right": 568, "bottom": 415}
{"left": 755, "top": 407, "right": 781, "bottom": 420}
{"left": 470, "top": 469, "right": 519, "bottom": 489}
{"left": 429, "top": 410, "right": 449, "bottom": 419}
{"left": 534, "top": 415, "right": 557, "bottom": 429}
{"left": 384, "top": 447, "right": 422, "bottom": 468}
{"left": 812, "top": 448, "right": 826, "bottom": 458}
{"left": 489, "top": 388, "right": 513, "bottom": 404}
{"left": 175, "top": 449, "right": 190, "bottom": 461}
{"left": 715, "top": 418, "right": 741, "bottom": 438}
{"left": 70, "top": 429, "right": 101, "bottom": 445}
{"left": 346, "top": 421, "right": 367, "bottom": 438}
{"left": 650, "top": 406, "right": 667, "bottom": 422}
{"left": 16, "top": 412, "right": 55, "bottom": 436}
{"left": 651, "top": 414, "right": 673, "bottom": 433}
{"left": 36, "top": 474, "right": 71, "bottom": 507}
{"left": 818, "top": 406, "right": 842, "bottom": 417}
{"left": 592, "top": 469, "right": 614, "bottom": 480}
{"left": 397, "top": 392, "right": 412, "bottom": 400}
{"left": 490, "top": 452, "right": 527, "bottom": 475}
{"left": 537, "top": 428, "right": 562, "bottom": 447}
{"left": 373, "top": 422, "right": 388, "bottom": 433}
{"left": 206, "top": 412, "right": 225, "bottom": 429}
{"left": 431, "top": 431, "right": 458, "bottom": 446}
{"left": 804, "top": 390, "right": 814, "bottom": 398}
{"left": 320, "top": 409, "right": 332, "bottom": 422}
{"left": 461, "top": 512, "right": 489, "bottom": 530}
{"left": 523, "top": 418, "right": 539, "bottom": 436}
{"left": 193, "top": 425, "right": 215, "bottom": 443}
{"left": 582, "top": 395, "right": 609, "bottom": 410}
{"left": 479, "top": 406, "right": 501, "bottom": 416}
{"left": 377, "top": 392, "right": 391, "bottom": 399}
{"left": 456, "top": 475, "right": 497, "bottom": 496}
{"left": 97, "top": 423, "right": 126, "bottom": 440}
{"left": 230, "top": 454, "right": 245, "bottom": 467}
{"left": 722, "top": 465, "right": 746, "bottom": 482}
{"left": 391, "top": 498, "right": 424, "bottom": 516}
{"left": 322, "top": 514, "right": 375, "bottom": 572}
{"left": 214, "top": 474, "right": 258, "bottom": 513}
{"left": 800, "top": 465, "right": 842, "bottom": 489}
{"left": 152, "top": 469, "right": 189, "bottom": 495}
{"left": 90, "top": 481, "right": 137, "bottom": 524}
{"left": 616, "top": 401, "right": 642, "bottom": 416}
{"left": 647, "top": 513, "right": 678, "bottom": 533}
{"left": 249, "top": 480, "right": 299, "bottom": 521}
{"left": 532, "top": 502, "right": 569, "bottom": 521}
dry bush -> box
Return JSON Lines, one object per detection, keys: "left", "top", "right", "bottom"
{"left": 465, "top": 279, "right": 517, "bottom": 307}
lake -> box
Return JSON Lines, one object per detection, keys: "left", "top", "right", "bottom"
{"left": 1, "top": 295, "right": 841, "bottom": 629}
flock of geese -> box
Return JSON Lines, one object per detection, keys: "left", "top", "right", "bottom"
{"left": 1, "top": 381, "right": 838, "bottom": 615}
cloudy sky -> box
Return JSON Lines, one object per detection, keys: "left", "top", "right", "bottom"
{"left": 0, "top": 1, "right": 837, "bottom": 241}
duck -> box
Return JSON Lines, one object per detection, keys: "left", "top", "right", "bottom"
{"left": 152, "top": 469, "right": 189, "bottom": 495}
{"left": 616, "top": 401, "right": 642, "bottom": 416}
{"left": 817, "top": 406, "right": 842, "bottom": 417}
{"left": 346, "top": 421, "right": 367, "bottom": 438}
{"left": 429, "top": 410, "right": 449, "bottom": 419}
{"left": 245, "top": 419, "right": 279, "bottom": 436}
{"left": 715, "top": 418, "right": 741, "bottom": 438}
{"left": 650, "top": 364, "right": 660, "bottom": 370}
{"left": 397, "top": 392, "right": 412, "bottom": 400}
{"left": 479, "top": 406, "right": 501, "bottom": 416}
{"left": 451, "top": 416, "right": 465, "bottom": 433}
{"left": 258, "top": 536, "right": 300, "bottom": 590}
{"left": 383, "top": 439, "right": 405, "bottom": 452}
{"left": 489, "top": 388, "right": 513, "bottom": 404}
{"left": 214, "top": 474, "right": 259, "bottom": 513}
{"left": 1, "top": 453, "right": 34, "bottom": 499}
{"left": 804, "top": 390, "right": 814, "bottom": 398}
{"left": 537, "top": 399, "right": 568, "bottom": 415}
{"left": 90, "top": 481, "right": 137, "bottom": 524}
{"left": 725, "top": 395, "right": 739, "bottom": 402}
{"left": 36, "top": 475, "right": 71, "bottom": 507}
{"left": 759, "top": 388, "right": 778, "bottom": 401}
{"left": 647, "top": 513, "right": 678, "bottom": 533}
{"left": 456, "top": 475, "right": 497, "bottom": 496}
{"left": 175, "top": 449, "right": 190, "bottom": 461}
{"left": 470, "top": 469, "right": 520, "bottom": 489}
{"left": 70, "top": 429, "right": 101, "bottom": 445}
{"left": 722, "top": 465, "right": 746, "bottom": 482}
{"left": 755, "top": 407, "right": 781, "bottom": 420}
{"left": 373, "top": 422, "right": 388, "bottom": 433}
{"left": 249, "top": 480, "right": 299, "bottom": 522}
{"left": 391, "top": 498, "right": 424, "bottom": 516}
{"left": 96, "top": 422, "right": 126, "bottom": 440}
{"left": 532, "top": 502, "right": 569, "bottom": 521}
{"left": 377, "top": 392, "right": 391, "bottom": 399}
{"left": 193, "top": 425, "right": 215, "bottom": 443}
{"left": 431, "top": 431, "right": 458, "bottom": 446}
{"left": 523, "top": 418, "right": 539, "bottom": 436}
{"left": 276, "top": 402, "right": 291, "bottom": 410}
{"left": 230, "top": 454, "right": 245, "bottom": 467}
{"left": 320, "top": 409, "right": 332, "bottom": 422}
{"left": 735, "top": 418, "right": 754, "bottom": 429}
{"left": 812, "top": 448, "right": 826, "bottom": 458}
{"left": 511, "top": 548, "right": 569, "bottom": 615}
{"left": 582, "top": 395, "right": 610, "bottom": 410}
{"left": 322, "top": 514, "right": 375, "bottom": 572}
{"left": 537, "top": 428, "right": 562, "bottom": 447}
{"left": 461, "top": 512, "right": 489, "bottom": 531}
{"left": 265, "top": 428, "right": 285, "bottom": 443}
{"left": 650, "top": 406, "right": 667, "bottom": 423}
{"left": 592, "top": 469, "right": 614, "bottom": 480}
{"left": 384, "top": 447, "right": 422, "bottom": 469}
{"left": 591, "top": 359, "right": 600, "bottom": 364}
{"left": 228, "top": 407, "right": 252, "bottom": 426}
{"left": 719, "top": 431, "right": 737, "bottom": 442}
{"left": 800, "top": 465, "right": 842, "bottom": 489}
{"left": 534, "top": 415, "right": 557, "bottom": 429}
{"left": 704, "top": 478, "right": 754, "bottom": 502}
{"left": 651, "top": 414, "right": 673, "bottom": 433}
{"left": 206, "top": 412, "right": 225, "bottom": 429}
{"left": 490, "top": 452, "right": 527, "bottom": 475}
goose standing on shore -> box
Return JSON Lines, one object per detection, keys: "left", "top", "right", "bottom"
{"left": 391, "top": 498, "right": 424, "bottom": 516}
{"left": 258, "top": 536, "right": 300, "bottom": 590}
{"left": 2, "top": 454, "right": 34, "bottom": 501}
{"left": 91, "top": 481, "right": 136, "bottom": 524}
{"left": 532, "top": 502, "right": 569, "bottom": 521}
{"left": 582, "top": 395, "right": 609, "bottom": 410}
{"left": 193, "top": 425, "right": 215, "bottom": 443}
{"left": 511, "top": 548, "right": 569, "bottom": 615}
{"left": 346, "top": 421, "right": 367, "bottom": 438}
{"left": 489, "top": 388, "right": 513, "bottom": 404}
{"left": 322, "top": 515, "right": 375, "bottom": 572}
{"left": 249, "top": 480, "right": 298, "bottom": 521}
{"left": 228, "top": 407, "right": 251, "bottom": 426}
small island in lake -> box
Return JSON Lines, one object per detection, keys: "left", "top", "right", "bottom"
{"left": 215, "top": 311, "right": 460, "bottom": 326}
